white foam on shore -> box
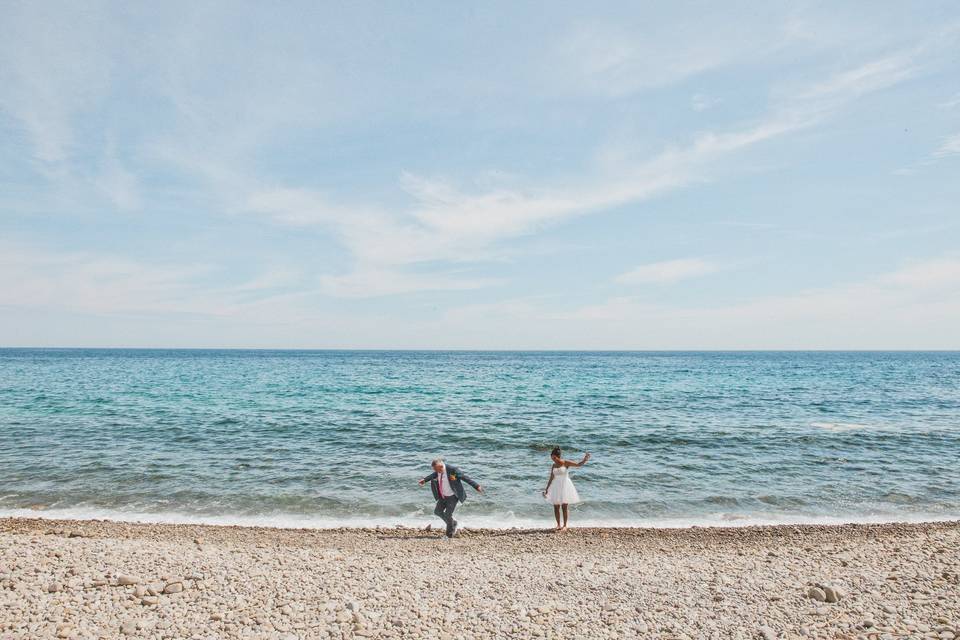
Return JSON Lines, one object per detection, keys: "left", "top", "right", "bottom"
{"left": 2, "top": 507, "right": 957, "bottom": 531}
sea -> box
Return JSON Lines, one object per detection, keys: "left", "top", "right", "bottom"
{"left": 1, "top": 349, "right": 958, "bottom": 529}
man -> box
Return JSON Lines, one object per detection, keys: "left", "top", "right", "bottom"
{"left": 419, "top": 458, "right": 484, "bottom": 538}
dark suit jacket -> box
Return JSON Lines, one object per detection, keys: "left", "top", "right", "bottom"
{"left": 421, "top": 464, "right": 479, "bottom": 503}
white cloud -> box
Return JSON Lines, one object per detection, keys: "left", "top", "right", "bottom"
{"left": 4, "top": 4, "right": 957, "bottom": 310}
{"left": 615, "top": 258, "right": 719, "bottom": 285}
{"left": 0, "top": 2, "right": 111, "bottom": 166}
{"left": 244, "top": 187, "right": 371, "bottom": 227}
{"left": 453, "top": 257, "right": 960, "bottom": 349}
{"left": 932, "top": 133, "right": 960, "bottom": 158}
{"left": 318, "top": 269, "right": 497, "bottom": 298}
{"left": 5, "top": 238, "right": 959, "bottom": 349}
{"left": 691, "top": 93, "right": 720, "bottom": 112}
{"left": 366, "top": 47, "right": 926, "bottom": 266}
{"left": 0, "top": 244, "right": 215, "bottom": 315}
{"left": 205, "top": 43, "right": 936, "bottom": 298}
{"left": 897, "top": 131, "right": 960, "bottom": 174}
{"left": 795, "top": 52, "right": 918, "bottom": 102}
{"left": 882, "top": 257, "right": 960, "bottom": 288}
{"left": 549, "top": 12, "right": 804, "bottom": 99}
{"left": 231, "top": 268, "right": 302, "bottom": 293}
{"left": 939, "top": 93, "right": 960, "bottom": 109}
{"left": 0, "top": 243, "right": 318, "bottom": 320}
{"left": 94, "top": 163, "right": 141, "bottom": 211}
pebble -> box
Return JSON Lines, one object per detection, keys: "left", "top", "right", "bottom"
{"left": 163, "top": 581, "right": 184, "bottom": 594}
{"left": 822, "top": 585, "right": 844, "bottom": 603}
{"left": 116, "top": 575, "right": 138, "bottom": 586}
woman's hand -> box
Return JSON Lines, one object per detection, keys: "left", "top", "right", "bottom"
{"left": 542, "top": 490, "right": 547, "bottom": 497}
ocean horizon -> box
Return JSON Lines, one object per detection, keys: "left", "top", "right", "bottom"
{"left": 2, "top": 348, "right": 959, "bottom": 529}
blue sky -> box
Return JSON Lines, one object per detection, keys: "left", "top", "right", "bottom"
{"left": 1, "top": 1, "right": 959, "bottom": 348}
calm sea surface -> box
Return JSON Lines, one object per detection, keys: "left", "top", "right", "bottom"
{"left": 1, "top": 349, "right": 958, "bottom": 528}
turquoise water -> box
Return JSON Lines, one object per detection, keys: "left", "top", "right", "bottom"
{"left": 1, "top": 349, "right": 958, "bottom": 528}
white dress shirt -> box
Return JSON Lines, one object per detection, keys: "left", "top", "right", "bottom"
{"left": 437, "top": 465, "right": 455, "bottom": 499}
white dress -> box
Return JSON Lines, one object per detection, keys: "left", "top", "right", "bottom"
{"left": 545, "top": 466, "right": 581, "bottom": 505}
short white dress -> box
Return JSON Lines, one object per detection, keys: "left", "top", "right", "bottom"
{"left": 545, "top": 466, "right": 581, "bottom": 505}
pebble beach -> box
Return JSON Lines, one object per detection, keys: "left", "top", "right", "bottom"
{"left": 2, "top": 518, "right": 958, "bottom": 640}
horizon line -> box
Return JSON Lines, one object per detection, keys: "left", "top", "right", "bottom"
{"left": 2, "top": 347, "right": 959, "bottom": 353}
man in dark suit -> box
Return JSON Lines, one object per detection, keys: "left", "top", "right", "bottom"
{"left": 419, "top": 458, "right": 484, "bottom": 538}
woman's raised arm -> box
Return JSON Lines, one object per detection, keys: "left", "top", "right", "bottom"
{"left": 564, "top": 452, "right": 591, "bottom": 468}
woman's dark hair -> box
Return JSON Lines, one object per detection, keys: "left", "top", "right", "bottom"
{"left": 550, "top": 447, "right": 561, "bottom": 457}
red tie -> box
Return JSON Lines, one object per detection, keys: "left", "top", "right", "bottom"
{"left": 438, "top": 471, "right": 444, "bottom": 498}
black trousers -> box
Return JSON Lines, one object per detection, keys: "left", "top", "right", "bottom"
{"left": 434, "top": 495, "right": 459, "bottom": 537}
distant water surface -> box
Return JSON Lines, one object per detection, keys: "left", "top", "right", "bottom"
{"left": 1, "top": 349, "right": 958, "bottom": 528}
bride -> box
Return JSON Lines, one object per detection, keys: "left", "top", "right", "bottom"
{"left": 542, "top": 446, "right": 590, "bottom": 532}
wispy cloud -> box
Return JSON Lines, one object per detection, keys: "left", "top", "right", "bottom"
{"left": 210, "top": 41, "right": 938, "bottom": 297}
{"left": 0, "top": 3, "right": 111, "bottom": 167}
{"left": 3, "top": 1, "right": 959, "bottom": 347}
{"left": 691, "top": 93, "right": 721, "bottom": 112}
{"left": 0, "top": 242, "right": 315, "bottom": 320}
{"left": 615, "top": 258, "right": 719, "bottom": 285}
{"left": 882, "top": 256, "right": 960, "bottom": 288}
{"left": 939, "top": 93, "right": 960, "bottom": 109}
{"left": 0, "top": 244, "right": 214, "bottom": 315}
{"left": 492, "top": 257, "right": 960, "bottom": 349}
{"left": 932, "top": 133, "right": 960, "bottom": 158}
{"left": 318, "top": 269, "right": 497, "bottom": 298}
{"left": 547, "top": 11, "right": 811, "bottom": 100}
{"left": 896, "top": 131, "right": 960, "bottom": 174}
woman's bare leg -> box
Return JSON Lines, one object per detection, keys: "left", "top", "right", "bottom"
{"left": 553, "top": 505, "right": 562, "bottom": 530}
{"left": 561, "top": 504, "right": 569, "bottom": 530}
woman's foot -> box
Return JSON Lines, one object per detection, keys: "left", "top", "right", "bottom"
{"left": 559, "top": 526, "right": 568, "bottom": 533}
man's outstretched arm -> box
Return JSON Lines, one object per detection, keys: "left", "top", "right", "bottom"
{"left": 418, "top": 471, "right": 438, "bottom": 486}
{"left": 458, "top": 471, "right": 483, "bottom": 493}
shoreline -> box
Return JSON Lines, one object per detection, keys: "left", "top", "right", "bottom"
{"left": 3, "top": 517, "right": 959, "bottom": 639}
{"left": 4, "top": 514, "right": 959, "bottom": 538}
{"left": 5, "top": 509, "right": 959, "bottom": 533}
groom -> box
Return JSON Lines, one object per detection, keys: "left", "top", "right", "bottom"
{"left": 419, "top": 458, "right": 483, "bottom": 538}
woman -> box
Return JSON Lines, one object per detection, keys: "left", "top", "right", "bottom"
{"left": 542, "top": 447, "right": 590, "bottom": 532}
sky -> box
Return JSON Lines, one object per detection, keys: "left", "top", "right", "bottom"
{"left": 1, "top": 1, "right": 959, "bottom": 349}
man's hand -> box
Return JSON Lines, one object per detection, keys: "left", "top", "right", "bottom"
{"left": 476, "top": 485, "right": 484, "bottom": 495}
{"left": 418, "top": 479, "right": 425, "bottom": 487}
